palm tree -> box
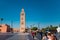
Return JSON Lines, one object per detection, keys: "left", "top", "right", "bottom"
{"left": 59, "top": 24, "right": 60, "bottom": 27}
{"left": 0, "top": 18, "right": 3, "bottom": 24}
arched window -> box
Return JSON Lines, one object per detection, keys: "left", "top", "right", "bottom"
{"left": 21, "top": 18, "right": 23, "bottom": 20}
{"left": 21, "top": 13, "right": 24, "bottom": 16}
{"left": 21, "top": 22, "right": 24, "bottom": 25}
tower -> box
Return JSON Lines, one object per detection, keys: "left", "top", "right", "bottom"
{"left": 20, "top": 8, "right": 25, "bottom": 33}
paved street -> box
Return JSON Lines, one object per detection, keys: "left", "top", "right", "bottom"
{"left": 0, "top": 33, "right": 17, "bottom": 40}
{"left": 0, "top": 32, "right": 39, "bottom": 40}
{"left": 0, "top": 32, "right": 60, "bottom": 40}
{"left": 6, "top": 33, "right": 34, "bottom": 40}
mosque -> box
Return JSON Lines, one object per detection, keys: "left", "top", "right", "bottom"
{"left": 0, "top": 8, "right": 26, "bottom": 33}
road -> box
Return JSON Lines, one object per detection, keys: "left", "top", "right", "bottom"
{"left": 6, "top": 33, "right": 34, "bottom": 40}
{"left": 1, "top": 32, "right": 59, "bottom": 40}
{"left": 0, "top": 32, "right": 39, "bottom": 40}
{"left": 0, "top": 33, "right": 17, "bottom": 40}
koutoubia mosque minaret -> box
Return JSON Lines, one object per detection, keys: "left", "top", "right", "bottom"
{"left": 20, "top": 8, "right": 26, "bottom": 33}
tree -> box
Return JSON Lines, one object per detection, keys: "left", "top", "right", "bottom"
{"left": 0, "top": 18, "right": 3, "bottom": 24}
{"left": 31, "top": 27, "right": 38, "bottom": 31}
{"left": 41, "top": 25, "right": 58, "bottom": 33}
{"left": 41, "top": 28, "right": 46, "bottom": 33}
{"left": 49, "top": 25, "right": 58, "bottom": 31}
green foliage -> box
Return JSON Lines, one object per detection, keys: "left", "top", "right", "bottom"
{"left": 41, "top": 28, "right": 46, "bottom": 33}
{"left": 48, "top": 25, "right": 58, "bottom": 30}
{"left": 41, "top": 25, "right": 58, "bottom": 33}
{"left": 31, "top": 27, "right": 38, "bottom": 31}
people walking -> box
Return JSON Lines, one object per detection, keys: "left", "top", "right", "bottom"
{"left": 51, "top": 33, "right": 57, "bottom": 40}
{"left": 47, "top": 32, "right": 52, "bottom": 40}
{"left": 42, "top": 33, "right": 48, "bottom": 40}
{"left": 31, "top": 31, "right": 35, "bottom": 38}
{"left": 47, "top": 32, "right": 57, "bottom": 40}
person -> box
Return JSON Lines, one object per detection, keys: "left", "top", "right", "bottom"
{"left": 36, "top": 31, "right": 41, "bottom": 40}
{"left": 42, "top": 33, "right": 48, "bottom": 40}
{"left": 51, "top": 33, "right": 57, "bottom": 40}
{"left": 31, "top": 31, "right": 35, "bottom": 38}
{"left": 47, "top": 32, "right": 52, "bottom": 40}
{"left": 37, "top": 30, "right": 43, "bottom": 39}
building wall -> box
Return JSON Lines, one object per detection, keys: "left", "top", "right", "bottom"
{"left": 0, "top": 24, "right": 10, "bottom": 33}
{"left": 13, "top": 28, "right": 19, "bottom": 33}
{"left": 20, "top": 8, "right": 26, "bottom": 32}
{"left": 0, "top": 24, "right": 19, "bottom": 33}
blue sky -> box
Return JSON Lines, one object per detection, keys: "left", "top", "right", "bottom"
{"left": 0, "top": 0, "right": 60, "bottom": 28}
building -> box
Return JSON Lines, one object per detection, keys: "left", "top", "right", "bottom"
{"left": 13, "top": 28, "right": 19, "bottom": 33}
{"left": 20, "top": 8, "right": 26, "bottom": 33}
{"left": 0, "top": 8, "right": 26, "bottom": 33}
{"left": 0, "top": 24, "right": 11, "bottom": 33}
{"left": 57, "top": 27, "right": 60, "bottom": 33}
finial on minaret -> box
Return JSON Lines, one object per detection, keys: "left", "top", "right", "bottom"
{"left": 22, "top": 8, "right": 24, "bottom": 12}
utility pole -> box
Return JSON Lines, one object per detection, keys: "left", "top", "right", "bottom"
{"left": 38, "top": 23, "right": 40, "bottom": 29}
{"left": 10, "top": 20, "right": 13, "bottom": 32}
{"left": 30, "top": 25, "right": 32, "bottom": 28}
{"left": 11, "top": 20, "right": 13, "bottom": 28}
{"left": 33, "top": 24, "right": 35, "bottom": 27}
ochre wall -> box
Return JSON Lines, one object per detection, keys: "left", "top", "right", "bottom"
{"left": 0, "top": 24, "right": 7, "bottom": 33}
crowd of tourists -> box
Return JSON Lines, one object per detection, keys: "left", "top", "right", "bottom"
{"left": 31, "top": 31, "right": 58, "bottom": 40}
{"left": 42, "top": 32, "right": 57, "bottom": 40}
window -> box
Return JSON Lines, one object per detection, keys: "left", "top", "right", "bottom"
{"left": 21, "top": 18, "right": 23, "bottom": 20}
{"left": 21, "top": 13, "right": 24, "bottom": 16}
{"left": 21, "top": 22, "right": 24, "bottom": 25}
{"left": 21, "top": 28, "right": 24, "bottom": 30}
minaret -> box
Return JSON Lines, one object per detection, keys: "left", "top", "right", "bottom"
{"left": 20, "top": 8, "right": 25, "bottom": 33}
